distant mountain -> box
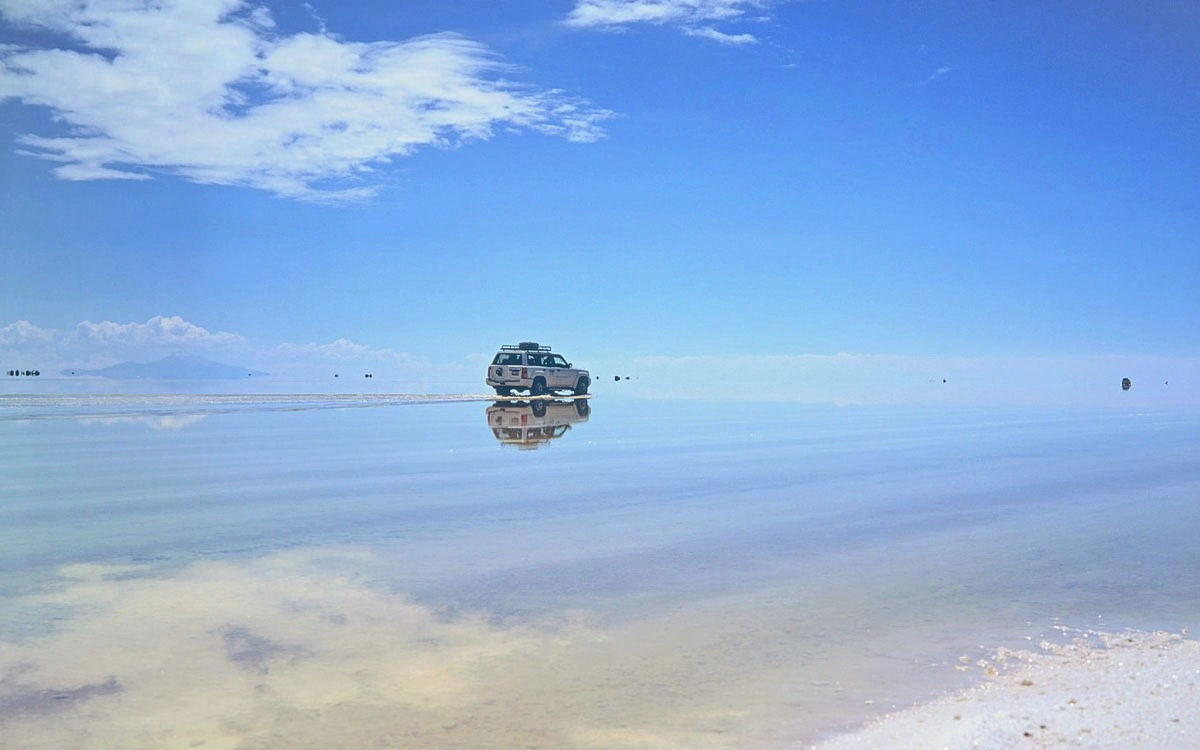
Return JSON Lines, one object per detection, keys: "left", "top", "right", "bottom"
{"left": 62, "top": 354, "right": 268, "bottom": 380}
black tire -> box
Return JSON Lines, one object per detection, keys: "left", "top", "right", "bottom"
{"left": 531, "top": 401, "right": 547, "bottom": 418}
{"left": 575, "top": 400, "right": 590, "bottom": 417}
{"left": 574, "top": 377, "right": 590, "bottom": 395}
{"left": 530, "top": 378, "right": 547, "bottom": 396}
{"left": 495, "top": 387, "right": 512, "bottom": 396}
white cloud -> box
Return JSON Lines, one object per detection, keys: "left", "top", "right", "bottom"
{"left": 273, "top": 337, "right": 429, "bottom": 369}
{"left": 682, "top": 26, "right": 757, "bottom": 44}
{"left": 1, "top": 316, "right": 249, "bottom": 371}
{"left": 0, "top": 319, "right": 54, "bottom": 345}
{"left": 3, "top": 316, "right": 242, "bottom": 361}
{"left": 276, "top": 338, "right": 376, "bottom": 358}
{"left": 74, "top": 315, "right": 246, "bottom": 347}
{"left": 564, "top": 0, "right": 768, "bottom": 44}
{"left": 913, "top": 65, "right": 953, "bottom": 87}
{"left": 0, "top": 0, "right": 611, "bottom": 201}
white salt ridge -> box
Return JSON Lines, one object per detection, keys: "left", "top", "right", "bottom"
{"left": 815, "top": 630, "right": 1200, "bottom": 749}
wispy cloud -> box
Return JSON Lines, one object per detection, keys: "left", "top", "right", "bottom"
{"left": 564, "top": 0, "right": 770, "bottom": 44}
{"left": 271, "top": 337, "right": 430, "bottom": 371}
{"left": 682, "top": 26, "right": 757, "bottom": 45}
{"left": 913, "top": 65, "right": 953, "bottom": 87}
{"left": 0, "top": 0, "right": 612, "bottom": 201}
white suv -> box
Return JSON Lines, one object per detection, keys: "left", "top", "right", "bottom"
{"left": 486, "top": 342, "right": 590, "bottom": 396}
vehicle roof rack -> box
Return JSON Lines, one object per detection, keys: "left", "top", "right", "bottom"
{"left": 501, "top": 342, "right": 551, "bottom": 352}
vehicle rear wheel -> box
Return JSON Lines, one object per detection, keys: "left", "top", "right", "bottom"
{"left": 495, "top": 387, "right": 512, "bottom": 396}
{"left": 530, "top": 378, "right": 547, "bottom": 396}
{"left": 531, "top": 401, "right": 547, "bottom": 418}
{"left": 574, "top": 377, "right": 589, "bottom": 395}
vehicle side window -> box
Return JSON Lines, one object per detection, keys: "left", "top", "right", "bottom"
{"left": 549, "top": 355, "right": 568, "bottom": 368}
{"left": 528, "top": 353, "right": 545, "bottom": 366}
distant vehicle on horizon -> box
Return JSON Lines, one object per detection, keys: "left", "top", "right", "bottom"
{"left": 486, "top": 342, "right": 590, "bottom": 397}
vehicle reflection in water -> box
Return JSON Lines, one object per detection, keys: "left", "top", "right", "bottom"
{"left": 486, "top": 398, "right": 591, "bottom": 450}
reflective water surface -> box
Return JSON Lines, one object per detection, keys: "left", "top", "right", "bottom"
{"left": 1, "top": 397, "right": 1198, "bottom": 748}
{"left": 487, "top": 398, "right": 591, "bottom": 449}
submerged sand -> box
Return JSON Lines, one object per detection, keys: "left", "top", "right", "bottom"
{"left": 815, "top": 630, "right": 1200, "bottom": 749}
{"left": 3, "top": 562, "right": 1198, "bottom": 748}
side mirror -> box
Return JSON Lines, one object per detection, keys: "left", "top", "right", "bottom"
{"left": 567, "top": 362, "right": 572, "bottom": 368}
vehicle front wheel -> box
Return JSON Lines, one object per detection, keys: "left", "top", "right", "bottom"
{"left": 574, "top": 377, "right": 590, "bottom": 395}
{"left": 530, "top": 378, "right": 547, "bottom": 396}
{"left": 495, "top": 387, "right": 512, "bottom": 396}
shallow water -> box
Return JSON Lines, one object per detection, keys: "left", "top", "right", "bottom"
{"left": 1, "top": 397, "right": 1198, "bottom": 748}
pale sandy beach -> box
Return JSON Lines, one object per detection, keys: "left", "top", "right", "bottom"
{"left": 816, "top": 630, "right": 1200, "bottom": 749}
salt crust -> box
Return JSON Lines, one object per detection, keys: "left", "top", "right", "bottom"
{"left": 814, "top": 630, "right": 1199, "bottom": 749}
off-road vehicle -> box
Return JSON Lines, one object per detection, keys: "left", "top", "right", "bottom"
{"left": 486, "top": 342, "right": 590, "bottom": 397}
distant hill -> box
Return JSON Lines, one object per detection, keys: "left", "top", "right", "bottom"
{"left": 62, "top": 354, "right": 268, "bottom": 379}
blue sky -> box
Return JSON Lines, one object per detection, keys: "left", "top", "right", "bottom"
{"left": 1, "top": 1, "right": 1197, "bottom": 401}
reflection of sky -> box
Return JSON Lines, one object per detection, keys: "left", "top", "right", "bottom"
{"left": 1, "top": 399, "right": 1198, "bottom": 746}
{"left": 0, "top": 393, "right": 491, "bottom": 423}
{"left": 75, "top": 413, "right": 209, "bottom": 431}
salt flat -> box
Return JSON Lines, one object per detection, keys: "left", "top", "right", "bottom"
{"left": 817, "top": 630, "right": 1200, "bottom": 749}
{"left": 1, "top": 398, "right": 1197, "bottom": 747}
